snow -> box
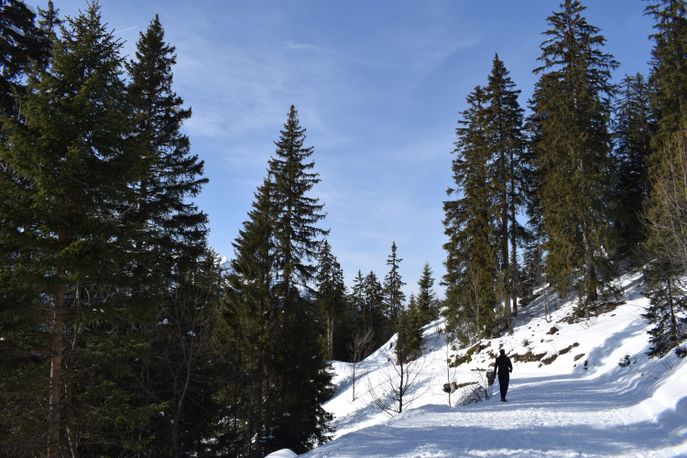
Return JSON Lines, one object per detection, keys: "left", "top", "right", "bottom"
{"left": 296, "top": 271, "right": 687, "bottom": 457}
{"left": 265, "top": 449, "right": 298, "bottom": 458}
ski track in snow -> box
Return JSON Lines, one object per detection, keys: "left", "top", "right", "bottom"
{"left": 293, "top": 272, "right": 687, "bottom": 458}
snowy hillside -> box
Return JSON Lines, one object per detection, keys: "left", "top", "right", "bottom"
{"left": 273, "top": 271, "right": 687, "bottom": 457}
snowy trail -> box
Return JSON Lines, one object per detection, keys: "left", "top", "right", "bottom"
{"left": 306, "top": 364, "right": 687, "bottom": 457}
{"left": 295, "top": 275, "right": 687, "bottom": 458}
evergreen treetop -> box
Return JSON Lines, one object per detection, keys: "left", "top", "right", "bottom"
{"left": 127, "top": 14, "right": 208, "bottom": 273}
{"left": 383, "top": 241, "right": 406, "bottom": 325}
{"left": 268, "top": 105, "right": 328, "bottom": 299}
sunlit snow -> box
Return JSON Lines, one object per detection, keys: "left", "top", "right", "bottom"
{"left": 280, "top": 271, "right": 687, "bottom": 457}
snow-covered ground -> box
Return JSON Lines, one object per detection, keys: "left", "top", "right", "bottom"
{"left": 269, "top": 271, "right": 687, "bottom": 457}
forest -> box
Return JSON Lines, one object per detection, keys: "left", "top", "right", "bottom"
{"left": 1, "top": 0, "right": 686, "bottom": 457}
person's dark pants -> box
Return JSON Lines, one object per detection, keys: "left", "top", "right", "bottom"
{"left": 498, "top": 374, "right": 509, "bottom": 400}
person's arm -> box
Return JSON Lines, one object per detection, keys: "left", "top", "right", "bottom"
{"left": 508, "top": 358, "right": 513, "bottom": 373}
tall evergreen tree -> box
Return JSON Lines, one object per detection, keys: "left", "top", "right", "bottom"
{"left": 485, "top": 54, "right": 527, "bottom": 330}
{"left": 316, "top": 240, "right": 347, "bottom": 360}
{"left": 263, "top": 106, "right": 333, "bottom": 454}
{"left": 612, "top": 73, "right": 652, "bottom": 260}
{"left": 643, "top": 1, "right": 687, "bottom": 358}
{"left": 383, "top": 241, "right": 405, "bottom": 327}
{"left": 0, "top": 4, "right": 142, "bottom": 455}
{"left": 126, "top": 19, "right": 214, "bottom": 452}
{"left": 443, "top": 86, "right": 498, "bottom": 342}
{"left": 528, "top": 0, "right": 617, "bottom": 315}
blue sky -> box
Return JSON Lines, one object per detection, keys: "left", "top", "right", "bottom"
{"left": 33, "top": 1, "right": 653, "bottom": 296}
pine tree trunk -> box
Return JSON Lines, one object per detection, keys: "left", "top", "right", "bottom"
{"left": 172, "top": 346, "right": 193, "bottom": 458}
{"left": 48, "top": 229, "right": 68, "bottom": 458}
{"left": 47, "top": 285, "right": 64, "bottom": 458}
{"left": 501, "top": 165, "right": 512, "bottom": 333}
{"left": 327, "top": 315, "right": 334, "bottom": 360}
{"left": 509, "top": 158, "right": 519, "bottom": 317}
{"left": 582, "top": 230, "right": 598, "bottom": 314}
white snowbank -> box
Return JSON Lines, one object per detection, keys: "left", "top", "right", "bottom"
{"left": 264, "top": 449, "right": 298, "bottom": 458}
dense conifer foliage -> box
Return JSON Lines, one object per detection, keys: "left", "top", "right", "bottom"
{"left": 642, "top": 0, "right": 687, "bottom": 357}
{"left": 223, "top": 106, "right": 333, "bottom": 456}
{"left": 443, "top": 86, "right": 498, "bottom": 342}
{"left": 612, "top": 73, "right": 652, "bottom": 259}
{"left": 528, "top": 0, "right": 618, "bottom": 315}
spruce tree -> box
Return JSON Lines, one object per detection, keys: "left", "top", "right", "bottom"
{"left": 612, "top": 73, "right": 652, "bottom": 260}
{"left": 528, "top": 0, "right": 617, "bottom": 314}
{"left": 443, "top": 86, "right": 498, "bottom": 342}
{"left": 263, "top": 106, "right": 333, "bottom": 454}
{"left": 316, "top": 240, "right": 348, "bottom": 360}
{"left": 416, "top": 263, "right": 439, "bottom": 324}
{"left": 643, "top": 0, "right": 687, "bottom": 357}
{"left": 485, "top": 54, "right": 527, "bottom": 330}
{"left": 125, "top": 18, "right": 213, "bottom": 452}
{"left": 383, "top": 241, "right": 406, "bottom": 327}
{"left": 0, "top": 4, "right": 142, "bottom": 455}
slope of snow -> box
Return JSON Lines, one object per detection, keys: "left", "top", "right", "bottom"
{"left": 302, "top": 271, "right": 687, "bottom": 457}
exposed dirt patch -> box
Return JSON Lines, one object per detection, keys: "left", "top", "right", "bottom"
{"left": 450, "top": 341, "right": 491, "bottom": 367}
{"left": 560, "top": 300, "right": 626, "bottom": 323}
{"left": 558, "top": 342, "right": 580, "bottom": 355}
{"left": 512, "top": 351, "right": 546, "bottom": 363}
{"left": 540, "top": 353, "right": 558, "bottom": 365}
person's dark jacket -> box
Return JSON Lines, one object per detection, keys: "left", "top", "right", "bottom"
{"left": 495, "top": 354, "right": 513, "bottom": 378}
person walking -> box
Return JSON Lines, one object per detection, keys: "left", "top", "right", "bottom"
{"left": 494, "top": 349, "right": 513, "bottom": 402}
